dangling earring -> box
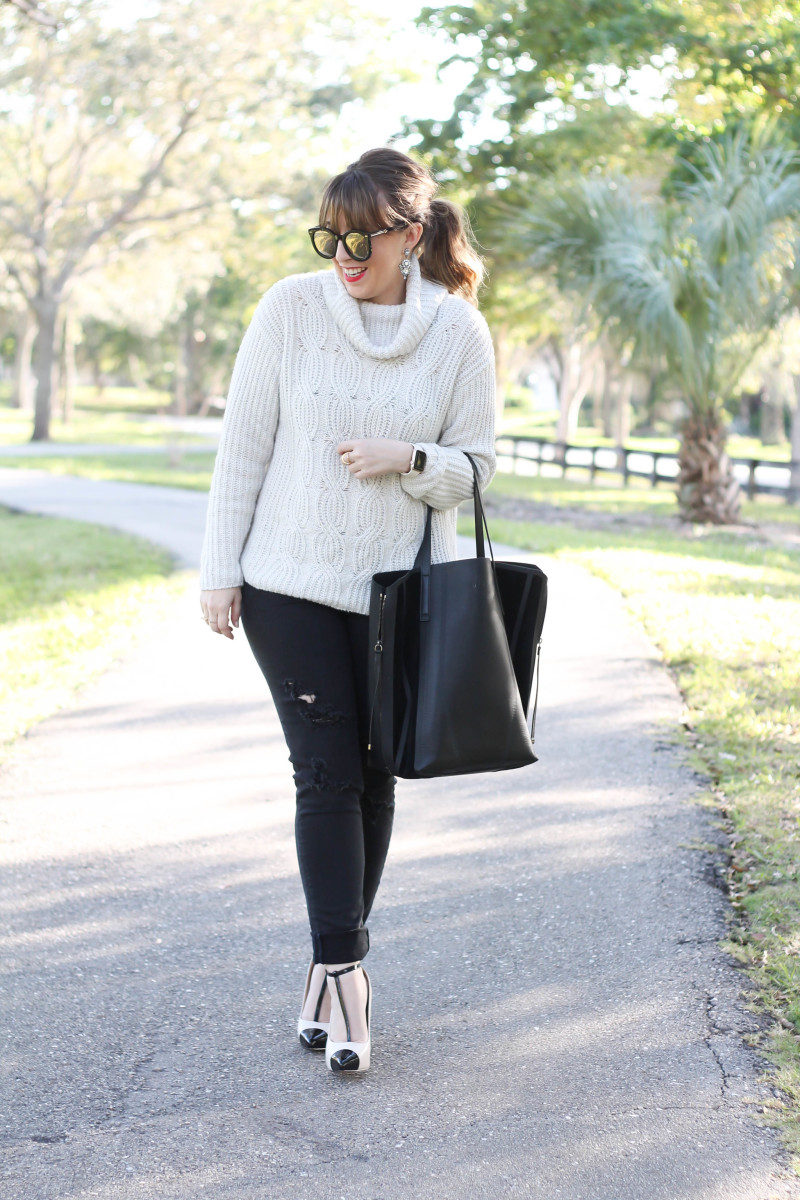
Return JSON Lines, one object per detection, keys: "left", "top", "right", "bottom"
{"left": 399, "top": 247, "right": 412, "bottom": 279}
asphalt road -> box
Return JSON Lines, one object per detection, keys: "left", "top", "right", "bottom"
{"left": 1, "top": 466, "right": 797, "bottom": 1200}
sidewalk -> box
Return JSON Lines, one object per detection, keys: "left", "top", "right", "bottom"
{"left": 1, "top": 467, "right": 797, "bottom": 1200}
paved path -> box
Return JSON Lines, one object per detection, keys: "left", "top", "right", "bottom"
{"left": 1, "top": 467, "right": 797, "bottom": 1200}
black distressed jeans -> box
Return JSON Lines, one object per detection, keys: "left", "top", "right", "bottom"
{"left": 239, "top": 582, "right": 396, "bottom": 964}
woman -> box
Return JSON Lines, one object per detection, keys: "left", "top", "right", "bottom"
{"left": 198, "top": 146, "right": 497, "bottom": 1074}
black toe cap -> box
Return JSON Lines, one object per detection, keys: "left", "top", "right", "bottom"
{"left": 329, "top": 1048, "right": 360, "bottom": 1071}
{"left": 299, "top": 1027, "right": 328, "bottom": 1050}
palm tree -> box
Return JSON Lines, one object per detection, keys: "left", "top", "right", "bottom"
{"left": 492, "top": 120, "right": 800, "bottom": 523}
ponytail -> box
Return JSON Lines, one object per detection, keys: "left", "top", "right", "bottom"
{"left": 416, "top": 197, "right": 486, "bottom": 306}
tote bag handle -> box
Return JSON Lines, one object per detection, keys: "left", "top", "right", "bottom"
{"left": 412, "top": 452, "right": 498, "bottom": 622}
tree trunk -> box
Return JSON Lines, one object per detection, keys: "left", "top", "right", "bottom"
{"left": 492, "top": 321, "right": 511, "bottom": 415}
{"left": 790, "top": 376, "right": 800, "bottom": 502}
{"left": 600, "top": 352, "right": 617, "bottom": 439}
{"left": 759, "top": 385, "right": 785, "bottom": 445}
{"left": 642, "top": 371, "right": 658, "bottom": 431}
{"left": 556, "top": 337, "right": 594, "bottom": 443}
{"left": 589, "top": 353, "right": 606, "bottom": 435}
{"left": 127, "top": 351, "right": 147, "bottom": 390}
{"left": 676, "top": 411, "right": 742, "bottom": 523}
{"left": 613, "top": 371, "right": 633, "bottom": 469}
{"left": 555, "top": 339, "right": 577, "bottom": 444}
{"left": 31, "top": 298, "right": 59, "bottom": 442}
{"left": 173, "top": 308, "right": 197, "bottom": 418}
{"left": 59, "top": 309, "right": 77, "bottom": 423}
{"left": 12, "top": 309, "right": 36, "bottom": 412}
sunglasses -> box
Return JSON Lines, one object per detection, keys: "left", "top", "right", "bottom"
{"left": 308, "top": 225, "right": 403, "bottom": 262}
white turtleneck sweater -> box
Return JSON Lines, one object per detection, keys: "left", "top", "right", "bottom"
{"left": 198, "top": 252, "right": 497, "bottom": 615}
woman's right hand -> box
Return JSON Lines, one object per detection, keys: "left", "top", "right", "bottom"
{"left": 200, "top": 587, "right": 242, "bottom": 639}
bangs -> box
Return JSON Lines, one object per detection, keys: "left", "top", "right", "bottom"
{"left": 319, "top": 172, "right": 398, "bottom": 232}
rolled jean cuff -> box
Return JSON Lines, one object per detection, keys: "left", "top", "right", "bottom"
{"left": 311, "top": 926, "right": 369, "bottom": 965}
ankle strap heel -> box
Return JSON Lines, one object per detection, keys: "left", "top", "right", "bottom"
{"left": 324, "top": 964, "right": 371, "bottom": 1074}
{"left": 325, "top": 963, "right": 361, "bottom": 979}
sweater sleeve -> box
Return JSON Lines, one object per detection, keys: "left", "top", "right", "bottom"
{"left": 398, "top": 309, "right": 497, "bottom": 510}
{"left": 198, "top": 285, "right": 284, "bottom": 590}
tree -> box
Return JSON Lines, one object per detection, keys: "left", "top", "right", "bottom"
{"left": 406, "top": 0, "right": 800, "bottom": 185}
{"left": 0, "top": 0, "right": 402, "bottom": 439}
{"left": 491, "top": 120, "right": 800, "bottom": 522}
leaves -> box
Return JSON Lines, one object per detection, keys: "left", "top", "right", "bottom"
{"left": 0, "top": 0, "right": 402, "bottom": 304}
{"left": 492, "top": 122, "right": 800, "bottom": 421}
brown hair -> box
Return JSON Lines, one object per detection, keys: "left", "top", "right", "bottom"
{"left": 317, "top": 147, "right": 487, "bottom": 306}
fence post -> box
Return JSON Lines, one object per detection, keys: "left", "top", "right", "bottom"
{"left": 495, "top": 437, "right": 790, "bottom": 502}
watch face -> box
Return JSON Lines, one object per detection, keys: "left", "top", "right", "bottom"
{"left": 413, "top": 448, "right": 427, "bottom": 472}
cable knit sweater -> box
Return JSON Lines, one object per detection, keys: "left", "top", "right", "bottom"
{"left": 198, "top": 251, "right": 497, "bottom": 615}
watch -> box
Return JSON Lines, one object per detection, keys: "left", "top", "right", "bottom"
{"left": 408, "top": 445, "right": 427, "bottom": 474}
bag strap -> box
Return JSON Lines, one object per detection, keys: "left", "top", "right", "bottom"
{"left": 411, "top": 451, "right": 498, "bottom": 622}
{"left": 412, "top": 453, "right": 496, "bottom": 568}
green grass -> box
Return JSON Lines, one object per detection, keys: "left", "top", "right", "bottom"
{"left": 0, "top": 382, "right": 171, "bottom": 413}
{"left": 0, "top": 388, "right": 215, "bottom": 446}
{"left": 0, "top": 507, "right": 190, "bottom": 765}
{"left": 0, "top": 451, "right": 216, "bottom": 489}
{"left": 487, "top": 467, "right": 800, "bottom": 527}
{"left": 457, "top": 498, "right": 800, "bottom": 1167}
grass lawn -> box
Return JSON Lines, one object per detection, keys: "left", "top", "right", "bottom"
{"left": 456, "top": 493, "right": 800, "bottom": 1167}
{"left": 0, "top": 507, "right": 190, "bottom": 766}
{"left": 0, "top": 387, "right": 215, "bottom": 447}
{"left": 0, "top": 382, "right": 173, "bottom": 413}
{"left": 0, "top": 451, "right": 217, "bottom": 489}
{"left": 487, "top": 467, "right": 800, "bottom": 527}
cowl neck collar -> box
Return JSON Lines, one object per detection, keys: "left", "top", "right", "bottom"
{"left": 320, "top": 253, "right": 449, "bottom": 359}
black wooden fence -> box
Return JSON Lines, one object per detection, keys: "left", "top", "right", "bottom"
{"left": 495, "top": 434, "right": 800, "bottom": 504}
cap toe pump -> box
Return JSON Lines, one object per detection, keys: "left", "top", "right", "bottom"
{"left": 324, "top": 963, "right": 371, "bottom": 1074}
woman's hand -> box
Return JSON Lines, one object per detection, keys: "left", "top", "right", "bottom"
{"left": 337, "top": 438, "right": 414, "bottom": 478}
{"left": 200, "top": 587, "right": 241, "bottom": 639}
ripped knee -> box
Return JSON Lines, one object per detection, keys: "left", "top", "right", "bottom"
{"left": 282, "top": 678, "right": 346, "bottom": 727}
{"left": 297, "top": 756, "right": 358, "bottom": 795}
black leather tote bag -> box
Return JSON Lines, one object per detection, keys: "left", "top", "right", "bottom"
{"left": 366, "top": 452, "right": 547, "bottom": 779}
